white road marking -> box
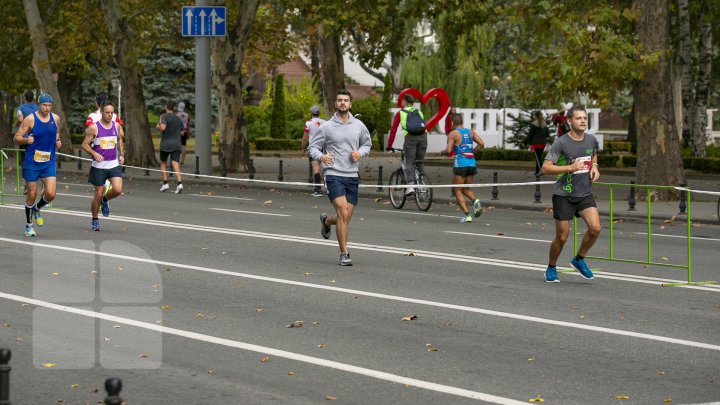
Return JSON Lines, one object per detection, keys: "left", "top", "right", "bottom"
{"left": 446, "top": 230, "right": 551, "bottom": 243}
{"left": 0, "top": 291, "right": 526, "bottom": 404}
{"left": 57, "top": 181, "right": 92, "bottom": 187}
{"left": 56, "top": 192, "right": 93, "bottom": 199}
{"left": 634, "top": 232, "right": 720, "bottom": 243}
{"left": 1, "top": 236, "right": 719, "bottom": 351}
{"left": 377, "top": 209, "right": 460, "bottom": 219}
{"left": 1, "top": 205, "right": 718, "bottom": 291}
{"left": 191, "top": 194, "right": 254, "bottom": 201}
{"left": 208, "top": 207, "right": 290, "bottom": 217}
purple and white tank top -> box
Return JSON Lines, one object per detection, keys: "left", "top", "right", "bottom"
{"left": 91, "top": 120, "right": 119, "bottom": 169}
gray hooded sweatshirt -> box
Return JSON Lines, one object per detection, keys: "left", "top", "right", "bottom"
{"left": 308, "top": 112, "right": 372, "bottom": 177}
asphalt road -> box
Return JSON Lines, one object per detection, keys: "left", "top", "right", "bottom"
{"left": 1, "top": 173, "right": 719, "bottom": 404}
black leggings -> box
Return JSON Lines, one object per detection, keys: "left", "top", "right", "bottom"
{"left": 533, "top": 146, "right": 545, "bottom": 175}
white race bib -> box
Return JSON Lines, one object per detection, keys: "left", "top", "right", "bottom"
{"left": 573, "top": 156, "right": 592, "bottom": 174}
{"left": 33, "top": 150, "right": 51, "bottom": 163}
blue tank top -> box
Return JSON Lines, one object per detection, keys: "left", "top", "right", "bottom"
{"left": 452, "top": 127, "right": 476, "bottom": 168}
{"left": 24, "top": 112, "right": 57, "bottom": 167}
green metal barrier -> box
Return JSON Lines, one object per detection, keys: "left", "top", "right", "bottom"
{"left": 570, "top": 181, "right": 716, "bottom": 287}
{"left": 0, "top": 148, "right": 22, "bottom": 205}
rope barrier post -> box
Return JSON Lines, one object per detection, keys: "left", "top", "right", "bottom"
{"left": 307, "top": 160, "right": 313, "bottom": 183}
{"left": 248, "top": 159, "right": 255, "bottom": 179}
{"left": 627, "top": 180, "right": 636, "bottom": 211}
{"left": 220, "top": 158, "right": 227, "bottom": 177}
{"left": 377, "top": 165, "right": 383, "bottom": 191}
{"left": 278, "top": 159, "right": 284, "bottom": 182}
{"left": 144, "top": 156, "right": 150, "bottom": 176}
{"left": 678, "top": 183, "right": 687, "bottom": 214}
{"left": 194, "top": 156, "right": 200, "bottom": 178}
{"left": 104, "top": 378, "right": 123, "bottom": 405}
{"left": 533, "top": 173, "right": 542, "bottom": 203}
{"left": 77, "top": 150, "right": 82, "bottom": 170}
{"left": 0, "top": 348, "right": 10, "bottom": 405}
{"left": 491, "top": 171, "right": 499, "bottom": 200}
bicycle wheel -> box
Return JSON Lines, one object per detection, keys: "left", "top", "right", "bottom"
{"left": 415, "top": 173, "right": 433, "bottom": 211}
{"left": 388, "top": 170, "right": 406, "bottom": 209}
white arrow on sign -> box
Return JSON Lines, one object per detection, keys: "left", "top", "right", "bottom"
{"left": 184, "top": 9, "right": 193, "bottom": 35}
{"left": 210, "top": 9, "right": 224, "bottom": 36}
{"left": 199, "top": 10, "right": 206, "bottom": 36}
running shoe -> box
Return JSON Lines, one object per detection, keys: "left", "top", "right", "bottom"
{"left": 570, "top": 257, "right": 594, "bottom": 280}
{"left": 160, "top": 183, "right": 169, "bottom": 192}
{"left": 91, "top": 219, "right": 101, "bottom": 232}
{"left": 545, "top": 266, "right": 559, "bottom": 283}
{"left": 104, "top": 180, "right": 112, "bottom": 196}
{"left": 460, "top": 214, "right": 473, "bottom": 223}
{"left": 100, "top": 197, "right": 110, "bottom": 217}
{"left": 24, "top": 224, "right": 36, "bottom": 237}
{"left": 175, "top": 184, "right": 183, "bottom": 194}
{"left": 320, "top": 213, "right": 331, "bottom": 239}
{"left": 339, "top": 252, "right": 353, "bottom": 266}
{"left": 405, "top": 187, "right": 415, "bottom": 196}
{"left": 32, "top": 207, "right": 43, "bottom": 227}
{"left": 473, "top": 199, "right": 483, "bottom": 217}
{"left": 311, "top": 190, "right": 323, "bottom": 197}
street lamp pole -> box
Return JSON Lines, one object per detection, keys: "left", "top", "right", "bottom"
{"left": 492, "top": 75, "right": 512, "bottom": 149}
{"left": 111, "top": 78, "right": 122, "bottom": 119}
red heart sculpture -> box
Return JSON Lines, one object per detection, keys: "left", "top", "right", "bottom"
{"left": 397, "top": 88, "right": 450, "bottom": 132}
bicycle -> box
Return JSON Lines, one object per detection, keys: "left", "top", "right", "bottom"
{"left": 387, "top": 148, "right": 433, "bottom": 211}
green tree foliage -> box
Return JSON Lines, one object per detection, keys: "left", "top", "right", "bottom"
{"left": 269, "top": 74, "right": 287, "bottom": 138}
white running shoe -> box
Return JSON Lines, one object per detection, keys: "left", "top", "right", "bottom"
{"left": 175, "top": 184, "right": 183, "bottom": 194}
{"left": 160, "top": 183, "right": 169, "bottom": 192}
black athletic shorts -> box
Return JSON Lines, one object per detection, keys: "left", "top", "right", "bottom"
{"left": 453, "top": 166, "right": 477, "bottom": 177}
{"left": 180, "top": 134, "right": 188, "bottom": 146}
{"left": 88, "top": 166, "right": 123, "bottom": 187}
{"left": 552, "top": 194, "right": 597, "bottom": 220}
{"left": 160, "top": 150, "right": 181, "bottom": 163}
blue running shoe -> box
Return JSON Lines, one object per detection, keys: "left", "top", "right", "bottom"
{"left": 32, "top": 207, "right": 43, "bottom": 227}
{"left": 91, "top": 219, "right": 101, "bottom": 232}
{"left": 545, "top": 266, "right": 559, "bottom": 283}
{"left": 24, "top": 224, "right": 36, "bottom": 237}
{"left": 101, "top": 198, "right": 110, "bottom": 217}
{"left": 570, "top": 257, "right": 594, "bottom": 279}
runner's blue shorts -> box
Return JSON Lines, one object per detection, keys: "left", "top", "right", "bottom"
{"left": 22, "top": 164, "right": 56, "bottom": 182}
{"left": 325, "top": 175, "right": 359, "bottom": 205}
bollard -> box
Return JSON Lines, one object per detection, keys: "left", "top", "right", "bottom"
{"left": 77, "top": 150, "right": 82, "bottom": 170}
{"left": 220, "top": 158, "right": 227, "bottom": 177}
{"left": 104, "top": 378, "right": 123, "bottom": 405}
{"left": 0, "top": 348, "right": 10, "bottom": 405}
{"left": 678, "top": 183, "right": 687, "bottom": 214}
{"left": 533, "top": 173, "right": 542, "bottom": 203}
{"left": 194, "top": 156, "right": 200, "bottom": 178}
{"left": 144, "top": 156, "right": 150, "bottom": 176}
{"left": 248, "top": 159, "right": 255, "bottom": 179}
{"left": 628, "top": 180, "right": 636, "bottom": 211}
{"left": 491, "top": 171, "right": 499, "bottom": 200}
{"left": 307, "top": 160, "right": 313, "bottom": 184}
{"left": 278, "top": 159, "right": 284, "bottom": 182}
{"left": 377, "top": 165, "right": 383, "bottom": 191}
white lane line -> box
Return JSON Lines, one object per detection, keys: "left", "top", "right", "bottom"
{"left": 1, "top": 237, "right": 719, "bottom": 351}
{"left": 376, "top": 209, "right": 459, "bottom": 219}
{"left": 57, "top": 192, "right": 94, "bottom": 199}
{"left": 2, "top": 205, "right": 718, "bottom": 291}
{"left": 208, "top": 208, "right": 290, "bottom": 217}
{"left": 191, "top": 194, "right": 255, "bottom": 201}
{"left": 446, "top": 231, "right": 550, "bottom": 244}
{"left": 0, "top": 291, "right": 525, "bottom": 405}
{"left": 634, "top": 232, "right": 720, "bottom": 243}
{"left": 57, "top": 182, "right": 92, "bottom": 187}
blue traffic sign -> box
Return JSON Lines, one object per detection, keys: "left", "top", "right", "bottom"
{"left": 182, "top": 6, "right": 226, "bottom": 37}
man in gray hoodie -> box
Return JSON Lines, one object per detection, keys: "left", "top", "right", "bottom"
{"left": 308, "top": 89, "right": 373, "bottom": 266}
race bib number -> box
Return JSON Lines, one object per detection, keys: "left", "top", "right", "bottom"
{"left": 572, "top": 156, "right": 592, "bottom": 174}
{"left": 33, "top": 150, "right": 51, "bottom": 163}
{"left": 99, "top": 137, "right": 117, "bottom": 150}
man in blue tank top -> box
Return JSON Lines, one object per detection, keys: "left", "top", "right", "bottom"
{"left": 13, "top": 93, "right": 61, "bottom": 237}
{"left": 443, "top": 113, "right": 485, "bottom": 223}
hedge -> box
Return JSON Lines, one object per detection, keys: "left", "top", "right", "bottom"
{"left": 254, "top": 137, "right": 301, "bottom": 150}
{"left": 477, "top": 149, "right": 535, "bottom": 161}
{"left": 617, "top": 155, "right": 720, "bottom": 173}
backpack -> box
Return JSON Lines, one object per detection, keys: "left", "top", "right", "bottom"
{"left": 403, "top": 108, "right": 426, "bottom": 135}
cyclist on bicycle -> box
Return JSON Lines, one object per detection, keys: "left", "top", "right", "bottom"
{"left": 443, "top": 113, "right": 484, "bottom": 222}
{"left": 387, "top": 94, "right": 427, "bottom": 196}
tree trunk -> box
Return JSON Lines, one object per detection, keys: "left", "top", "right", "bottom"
{"left": 632, "top": 0, "right": 685, "bottom": 200}
{"left": 691, "top": 19, "right": 712, "bottom": 158}
{"left": 0, "top": 92, "right": 13, "bottom": 148}
{"left": 211, "top": 0, "right": 259, "bottom": 173}
{"left": 317, "top": 25, "right": 344, "bottom": 115}
{"left": 22, "top": 0, "right": 72, "bottom": 154}
{"left": 677, "top": 0, "right": 694, "bottom": 149}
{"left": 99, "top": 0, "right": 156, "bottom": 167}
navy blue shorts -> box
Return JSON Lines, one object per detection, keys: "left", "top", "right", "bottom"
{"left": 552, "top": 194, "right": 597, "bottom": 220}
{"left": 325, "top": 175, "right": 358, "bottom": 205}
{"left": 23, "top": 163, "right": 56, "bottom": 182}
{"left": 88, "top": 166, "right": 123, "bottom": 187}
{"left": 160, "top": 150, "right": 181, "bottom": 163}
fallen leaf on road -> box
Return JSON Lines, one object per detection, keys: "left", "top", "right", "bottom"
{"left": 70, "top": 384, "right": 80, "bottom": 388}
{"left": 325, "top": 395, "right": 337, "bottom": 400}
{"left": 662, "top": 397, "right": 672, "bottom": 403}
{"left": 374, "top": 197, "right": 383, "bottom": 202}
{"left": 264, "top": 200, "right": 273, "bottom": 205}
{"left": 660, "top": 257, "right": 669, "bottom": 261}
{"left": 425, "top": 344, "right": 438, "bottom": 352}
{"left": 16, "top": 337, "right": 22, "bottom": 342}
{"left": 528, "top": 357, "right": 535, "bottom": 363}
{"left": 528, "top": 396, "right": 544, "bottom": 403}
{"left": 139, "top": 353, "right": 149, "bottom": 358}
{"left": 207, "top": 370, "right": 214, "bottom": 375}
{"left": 615, "top": 395, "right": 630, "bottom": 400}
{"left": 41, "top": 363, "right": 56, "bottom": 368}
{"left": 496, "top": 232, "right": 505, "bottom": 236}
{"left": 404, "top": 252, "right": 416, "bottom": 256}
{"left": 256, "top": 308, "right": 264, "bottom": 312}
{"left": 401, "top": 315, "right": 418, "bottom": 321}
{"left": 161, "top": 305, "right": 171, "bottom": 310}
{"left": 288, "top": 371, "right": 295, "bottom": 375}
{"left": 261, "top": 357, "right": 269, "bottom": 362}
{"left": 664, "top": 216, "right": 676, "bottom": 224}
{"left": 195, "top": 313, "right": 204, "bottom": 318}
{"left": 318, "top": 344, "right": 327, "bottom": 349}
{"left": 286, "top": 320, "right": 303, "bottom": 328}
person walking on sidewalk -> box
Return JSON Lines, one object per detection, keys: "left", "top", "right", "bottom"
{"left": 301, "top": 105, "right": 326, "bottom": 197}
{"left": 13, "top": 93, "right": 61, "bottom": 237}
{"left": 526, "top": 110, "right": 550, "bottom": 176}
{"left": 176, "top": 101, "right": 191, "bottom": 166}
{"left": 156, "top": 100, "right": 184, "bottom": 194}
{"left": 387, "top": 94, "right": 426, "bottom": 196}
{"left": 81, "top": 101, "right": 124, "bottom": 231}
{"left": 541, "top": 106, "right": 600, "bottom": 282}
{"left": 309, "top": 89, "right": 372, "bottom": 266}
{"left": 443, "top": 113, "right": 484, "bottom": 222}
